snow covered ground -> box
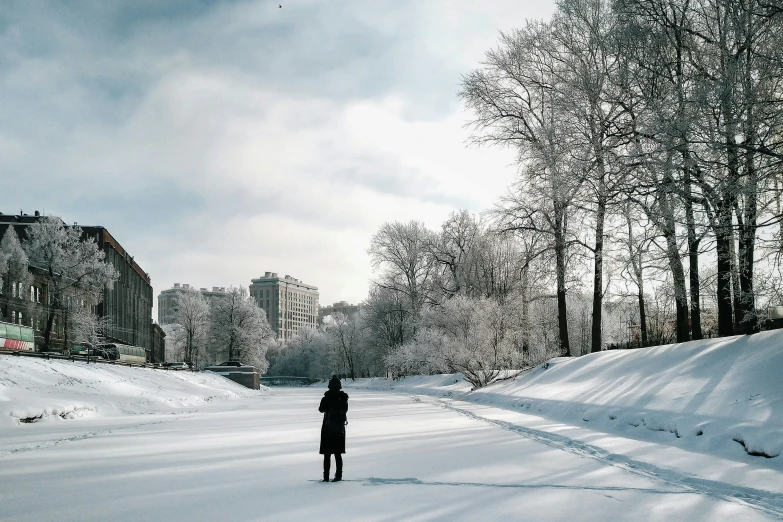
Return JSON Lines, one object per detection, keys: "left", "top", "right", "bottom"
{"left": 1, "top": 332, "right": 783, "bottom": 520}
{"left": 350, "top": 331, "right": 783, "bottom": 465}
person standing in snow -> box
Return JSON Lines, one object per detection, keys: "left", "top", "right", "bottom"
{"left": 319, "top": 375, "right": 349, "bottom": 482}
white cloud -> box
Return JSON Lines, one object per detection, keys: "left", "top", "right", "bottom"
{"left": 0, "top": 0, "right": 554, "bottom": 314}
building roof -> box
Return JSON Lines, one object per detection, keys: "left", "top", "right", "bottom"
{"left": 251, "top": 272, "right": 318, "bottom": 291}
{"left": 0, "top": 212, "right": 151, "bottom": 285}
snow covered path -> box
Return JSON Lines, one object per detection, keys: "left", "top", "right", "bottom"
{"left": 1, "top": 388, "right": 780, "bottom": 521}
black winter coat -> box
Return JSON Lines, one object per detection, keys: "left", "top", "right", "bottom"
{"left": 319, "top": 389, "right": 349, "bottom": 455}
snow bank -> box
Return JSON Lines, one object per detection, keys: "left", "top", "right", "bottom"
{"left": 0, "top": 356, "right": 268, "bottom": 427}
{"left": 346, "top": 331, "right": 783, "bottom": 463}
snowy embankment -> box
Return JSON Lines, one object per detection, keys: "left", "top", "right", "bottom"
{"left": 347, "top": 330, "right": 783, "bottom": 466}
{"left": 0, "top": 356, "right": 267, "bottom": 427}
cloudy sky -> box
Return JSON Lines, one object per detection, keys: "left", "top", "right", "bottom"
{"left": 0, "top": 0, "right": 555, "bottom": 314}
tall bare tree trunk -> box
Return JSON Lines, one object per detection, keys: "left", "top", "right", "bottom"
{"left": 660, "top": 162, "right": 690, "bottom": 342}
{"left": 554, "top": 205, "right": 571, "bottom": 356}
{"left": 737, "top": 40, "right": 759, "bottom": 334}
{"left": 590, "top": 186, "right": 607, "bottom": 353}
{"left": 520, "top": 265, "right": 531, "bottom": 356}
{"left": 715, "top": 212, "right": 735, "bottom": 336}
{"left": 737, "top": 174, "right": 758, "bottom": 334}
{"left": 729, "top": 225, "right": 743, "bottom": 328}
{"left": 626, "top": 210, "right": 649, "bottom": 347}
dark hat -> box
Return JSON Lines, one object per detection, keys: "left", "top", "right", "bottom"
{"left": 328, "top": 376, "right": 342, "bottom": 390}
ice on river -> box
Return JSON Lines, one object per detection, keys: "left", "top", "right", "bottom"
{"left": 0, "top": 387, "right": 778, "bottom": 519}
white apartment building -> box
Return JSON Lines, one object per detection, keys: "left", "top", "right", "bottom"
{"left": 249, "top": 272, "right": 319, "bottom": 341}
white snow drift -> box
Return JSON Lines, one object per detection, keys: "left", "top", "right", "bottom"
{"left": 348, "top": 330, "right": 783, "bottom": 465}
{"left": 0, "top": 356, "right": 266, "bottom": 427}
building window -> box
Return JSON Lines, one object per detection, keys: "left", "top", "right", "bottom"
{"left": 30, "top": 286, "right": 35, "bottom": 302}
{"left": 11, "top": 311, "right": 16, "bottom": 323}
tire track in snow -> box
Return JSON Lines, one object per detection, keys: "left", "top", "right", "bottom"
{"left": 431, "top": 397, "right": 783, "bottom": 520}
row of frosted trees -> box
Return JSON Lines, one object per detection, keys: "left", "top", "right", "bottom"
{"left": 459, "top": 0, "right": 783, "bottom": 354}
{"left": 363, "top": 0, "right": 783, "bottom": 387}
{"left": 272, "top": 0, "right": 783, "bottom": 388}
{"left": 163, "top": 286, "right": 275, "bottom": 371}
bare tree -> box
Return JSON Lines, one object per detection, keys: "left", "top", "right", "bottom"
{"left": 174, "top": 288, "right": 210, "bottom": 368}
{"left": 492, "top": 166, "right": 582, "bottom": 356}
{"left": 209, "top": 286, "right": 274, "bottom": 369}
{"left": 409, "top": 296, "right": 522, "bottom": 388}
{"left": 461, "top": 20, "right": 586, "bottom": 355}
{"left": 68, "top": 303, "right": 110, "bottom": 352}
{"left": 23, "top": 217, "right": 118, "bottom": 351}
{"left": 616, "top": 201, "right": 655, "bottom": 346}
{"left": 0, "top": 227, "right": 33, "bottom": 324}
{"left": 369, "top": 221, "right": 437, "bottom": 320}
{"left": 551, "top": 0, "right": 629, "bottom": 353}
{"left": 326, "top": 312, "right": 364, "bottom": 381}
{"left": 162, "top": 323, "right": 186, "bottom": 363}
{"left": 427, "top": 210, "right": 481, "bottom": 298}
{"left": 359, "top": 286, "right": 414, "bottom": 375}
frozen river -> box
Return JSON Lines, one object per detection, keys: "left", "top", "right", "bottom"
{"left": 1, "top": 387, "right": 779, "bottom": 521}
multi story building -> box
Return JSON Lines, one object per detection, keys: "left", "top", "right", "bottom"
{"left": 157, "top": 283, "right": 228, "bottom": 325}
{"left": 81, "top": 225, "right": 153, "bottom": 351}
{"left": 151, "top": 322, "right": 166, "bottom": 363}
{"left": 0, "top": 211, "right": 155, "bottom": 355}
{"left": 319, "top": 301, "right": 360, "bottom": 323}
{"left": 250, "top": 272, "right": 319, "bottom": 341}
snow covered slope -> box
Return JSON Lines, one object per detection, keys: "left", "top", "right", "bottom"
{"left": 348, "top": 330, "right": 783, "bottom": 466}
{"left": 0, "top": 356, "right": 266, "bottom": 427}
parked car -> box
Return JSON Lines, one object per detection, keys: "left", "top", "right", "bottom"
{"left": 163, "top": 362, "right": 189, "bottom": 369}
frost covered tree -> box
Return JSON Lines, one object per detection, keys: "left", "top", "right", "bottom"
{"left": 325, "top": 312, "right": 365, "bottom": 381}
{"left": 369, "top": 221, "right": 437, "bottom": 318}
{"left": 492, "top": 168, "right": 581, "bottom": 357}
{"left": 68, "top": 304, "right": 110, "bottom": 351}
{"left": 551, "top": 0, "right": 628, "bottom": 353}
{"left": 162, "top": 323, "right": 187, "bottom": 363}
{"left": 384, "top": 328, "right": 448, "bottom": 378}
{"left": 427, "top": 210, "right": 482, "bottom": 299}
{"left": 23, "top": 217, "right": 118, "bottom": 351}
{"left": 267, "top": 327, "right": 338, "bottom": 380}
{"left": 391, "top": 296, "right": 523, "bottom": 388}
{"left": 209, "top": 286, "right": 274, "bottom": 371}
{"left": 0, "top": 227, "right": 33, "bottom": 323}
{"left": 174, "top": 288, "right": 210, "bottom": 367}
{"left": 461, "top": 21, "right": 586, "bottom": 356}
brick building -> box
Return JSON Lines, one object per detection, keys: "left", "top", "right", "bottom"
{"left": 0, "top": 211, "right": 155, "bottom": 356}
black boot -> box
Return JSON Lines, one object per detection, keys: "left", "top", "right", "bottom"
{"left": 323, "top": 454, "right": 330, "bottom": 482}
{"left": 332, "top": 459, "right": 342, "bottom": 482}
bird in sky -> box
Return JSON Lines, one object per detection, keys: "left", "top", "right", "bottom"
{"left": 279, "top": 4, "right": 282, "bottom": 7}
